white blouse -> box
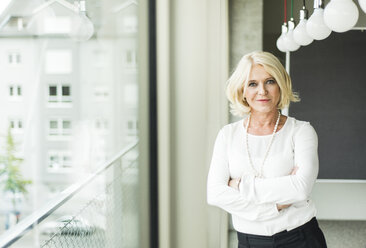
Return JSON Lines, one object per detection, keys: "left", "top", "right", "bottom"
{"left": 207, "top": 116, "right": 319, "bottom": 236}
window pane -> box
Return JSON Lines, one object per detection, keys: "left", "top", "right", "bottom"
{"left": 50, "top": 120, "right": 58, "bottom": 129}
{"left": 0, "top": 1, "right": 145, "bottom": 247}
{"left": 62, "top": 86, "right": 70, "bottom": 96}
{"left": 62, "top": 120, "right": 71, "bottom": 129}
{"left": 49, "top": 86, "right": 57, "bottom": 96}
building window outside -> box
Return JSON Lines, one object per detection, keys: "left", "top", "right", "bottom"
{"left": 48, "top": 151, "right": 72, "bottom": 172}
{"left": 125, "top": 49, "right": 137, "bottom": 68}
{"left": 127, "top": 119, "right": 138, "bottom": 136}
{"left": 94, "top": 87, "right": 109, "bottom": 101}
{"left": 48, "top": 84, "right": 71, "bottom": 103}
{"left": 8, "top": 52, "right": 21, "bottom": 65}
{"left": 9, "top": 85, "right": 22, "bottom": 98}
{"left": 48, "top": 119, "right": 72, "bottom": 136}
{"left": 9, "top": 119, "right": 23, "bottom": 133}
{"left": 95, "top": 119, "right": 109, "bottom": 133}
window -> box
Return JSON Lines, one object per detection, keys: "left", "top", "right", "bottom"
{"left": 9, "top": 119, "right": 23, "bottom": 133}
{"left": 94, "top": 87, "right": 109, "bottom": 101}
{"left": 126, "top": 119, "right": 138, "bottom": 136}
{"left": 48, "top": 119, "right": 72, "bottom": 137}
{"left": 48, "top": 151, "right": 72, "bottom": 172}
{"left": 48, "top": 84, "right": 71, "bottom": 103}
{"left": 95, "top": 119, "right": 109, "bottom": 132}
{"left": 9, "top": 85, "right": 22, "bottom": 98}
{"left": 49, "top": 120, "right": 58, "bottom": 135}
{"left": 62, "top": 120, "right": 72, "bottom": 135}
{"left": 125, "top": 49, "right": 137, "bottom": 68}
{"left": 8, "top": 52, "right": 21, "bottom": 65}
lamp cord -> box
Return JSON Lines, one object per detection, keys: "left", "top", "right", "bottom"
{"left": 291, "top": 0, "right": 293, "bottom": 19}
{"left": 284, "top": 0, "right": 287, "bottom": 23}
{"left": 303, "top": 0, "right": 306, "bottom": 7}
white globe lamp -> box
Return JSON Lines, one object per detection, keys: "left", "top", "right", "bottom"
{"left": 324, "top": 0, "right": 359, "bottom": 32}
{"left": 68, "top": 0, "right": 94, "bottom": 42}
{"left": 276, "top": 24, "right": 288, "bottom": 53}
{"left": 306, "top": 8, "right": 332, "bottom": 40}
{"left": 283, "top": 19, "right": 300, "bottom": 52}
{"left": 293, "top": 8, "right": 314, "bottom": 46}
{"left": 359, "top": 0, "right": 366, "bottom": 13}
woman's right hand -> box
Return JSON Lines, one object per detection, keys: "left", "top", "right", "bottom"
{"left": 276, "top": 203, "right": 291, "bottom": 211}
{"left": 276, "top": 166, "right": 299, "bottom": 211}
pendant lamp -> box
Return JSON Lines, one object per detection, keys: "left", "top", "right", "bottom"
{"left": 293, "top": 1, "right": 314, "bottom": 46}
{"left": 359, "top": 0, "right": 366, "bottom": 13}
{"left": 324, "top": 0, "right": 359, "bottom": 32}
{"left": 306, "top": 0, "right": 332, "bottom": 40}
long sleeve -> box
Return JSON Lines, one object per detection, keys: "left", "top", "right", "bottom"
{"left": 207, "top": 128, "right": 280, "bottom": 221}
{"left": 239, "top": 123, "right": 319, "bottom": 205}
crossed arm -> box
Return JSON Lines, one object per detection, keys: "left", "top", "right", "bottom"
{"left": 207, "top": 123, "right": 318, "bottom": 221}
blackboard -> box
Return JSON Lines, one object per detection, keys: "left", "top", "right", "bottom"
{"left": 290, "top": 30, "right": 366, "bottom": 180}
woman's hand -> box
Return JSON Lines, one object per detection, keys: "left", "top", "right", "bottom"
{"left": 276, "top": 203, "right": 291, "bottom": 211}
{"left": 291, "top": 166, "right": 299, "bottom": 175}
{"left": 228, "top": 178, "right": 241, "bottom": 190}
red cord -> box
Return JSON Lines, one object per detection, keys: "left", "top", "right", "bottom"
{"left": 284, "top": 0, "right": 287, "bottom": 23}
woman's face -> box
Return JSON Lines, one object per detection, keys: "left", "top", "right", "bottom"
{"left": 244, "top": 64, "right": 280, "bottom": 114}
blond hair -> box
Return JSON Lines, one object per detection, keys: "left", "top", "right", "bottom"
{"left": 226, "top": 51, "right": 300, "bottom": 117}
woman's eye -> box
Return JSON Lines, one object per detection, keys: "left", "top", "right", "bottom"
{"left": 266, "top": 79, "right": 276, "bottom": 84}
{"left": 248, "top": 82, "right": 257, "bottom": 87}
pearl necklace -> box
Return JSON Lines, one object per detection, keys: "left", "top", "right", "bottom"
{"left": 245, "top": 111, "right": 281, "bottom": 178}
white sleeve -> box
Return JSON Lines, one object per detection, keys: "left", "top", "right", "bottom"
{"left": 207, "top": 128, "right": 280, "bottom": 221}
{"left": 239, "top": 123, "right": 319, "bottom": 205}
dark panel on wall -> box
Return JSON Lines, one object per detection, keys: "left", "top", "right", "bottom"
{"left": 290, "top": 30, "right": 366, "bottom": 179}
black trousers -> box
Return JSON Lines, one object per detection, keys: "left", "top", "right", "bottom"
{"left": 237, "top": 217, "right": 327, "bottom": 248}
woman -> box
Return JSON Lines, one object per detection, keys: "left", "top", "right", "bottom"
{"left": 207, "top": 51, "right": 327, "bottom": 247}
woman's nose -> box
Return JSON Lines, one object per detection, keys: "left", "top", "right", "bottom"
{"left": 258, "top": 83, "right": 267, "bottom": 95}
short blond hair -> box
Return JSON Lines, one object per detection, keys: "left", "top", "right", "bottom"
{"left": 226, "top": 51, "right": 300, "bottom": 117}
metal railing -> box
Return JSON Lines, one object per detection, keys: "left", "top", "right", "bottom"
{"left": 0, "top": 140, "right": 139, "bottom": 248}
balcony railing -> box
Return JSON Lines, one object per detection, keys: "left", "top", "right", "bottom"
{"left": 0, "top": 140, "right": 139, "bottom": 248}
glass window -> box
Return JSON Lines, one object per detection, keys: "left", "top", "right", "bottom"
{"left": 49, "top": 155, "right": 59, "bottom": 168}
{"left": 50, "top": 120, "right": 58, "bottom": 129}
{"left": 8, "top": 52, "right": 21, "bottom": 65}
{"left": 49, "top": 86, "right": 57, "bottom": 96}
{"left": 0, "top": 0, "right": 146, "bottom": 246}
{"left": 9, "top": 85, "right": 22, "bottom": 98}
{"left": 48, "top": 84, "right": 71, "bottom": 103}
{"left": 62, "top": 120, "right": 71, "bottom": 129}
{"left": 62, "top": 86, "right": 70, "bottom": 96}
{"left": 9, "top": 119, "right": 23, "bottom": 132}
